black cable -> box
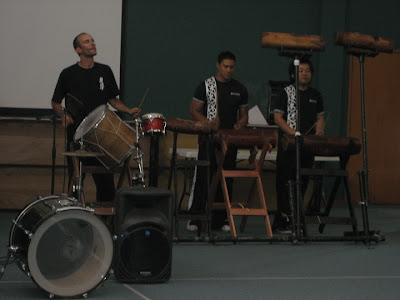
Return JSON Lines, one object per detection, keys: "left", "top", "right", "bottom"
{"left": 0, "top": 250, "right": 15, "bottom": 280}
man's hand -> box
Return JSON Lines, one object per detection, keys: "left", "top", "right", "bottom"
{"left": 127, "top": 107, "right": 141, "bottom": 118}
{"left": 62, "top": 114, "right": 74, "bottom": 128}
{"left": 210, "top": 117, "right": 220, "bottom": 130}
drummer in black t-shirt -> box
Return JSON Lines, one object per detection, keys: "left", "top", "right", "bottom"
{"left": 188, "top": 51, "right": 249, "bottom": 232}
{"left": 51, "top": 32, "right": 140, "bottom": 203}
{"left": 271, "top": 59, "right": 325, "bottom": 233}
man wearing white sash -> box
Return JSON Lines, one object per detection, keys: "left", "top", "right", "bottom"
{"left": 272, "top": 59, "right": 325, "bottom": 233}
{"left": 187, "top": 51, "right": 248, "bottom": 232}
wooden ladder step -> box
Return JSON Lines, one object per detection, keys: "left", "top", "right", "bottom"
{"left": 222, "top": 170, "right": 259, "bottom": 177}
{"left": 230, "top": 208, "right": 268, "bottom": 216}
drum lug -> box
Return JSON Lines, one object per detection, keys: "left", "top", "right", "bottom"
{"left": 113, "top": 234, "right": 118, "bottom": 241}
{"left": 85, "top": 206, "right": 95, "bottom": 213}
{"left": 49, "top": 293, "right": 55, "bottom": 299}
{"left": 12, "top": 219, "right": 32, "bottom": 238}
{"left": 9, "top": 245, "right": 17, "bottom": 253}
{"left": 82, "top": 293, "right": 88, "bottom": 299}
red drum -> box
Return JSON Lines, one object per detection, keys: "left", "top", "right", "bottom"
{"left": 141, "top": 113, "right": 166, "bottom": 135}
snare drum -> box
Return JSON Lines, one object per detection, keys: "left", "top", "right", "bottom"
{"left": 141, "top": 113, "right": 166, "bottom": 135}
{"left": 9, "top": 195, "right": 114, "bottom": 298}
{"left": 74, "top": 105, "right": 137, "bottom": 169}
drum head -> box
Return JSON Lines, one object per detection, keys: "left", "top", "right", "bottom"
{"left": 27, "top": 208, "right": 113, "bottom": 298}
{"left": 142, "top": 113, "right": 164, "bottom": 120}
{"left": 74, "top": 105, "right": 107, "bottom": 141}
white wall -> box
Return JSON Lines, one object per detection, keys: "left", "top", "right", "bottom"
{"left": 0, "top": 0, "right": 122, "bottom": 109}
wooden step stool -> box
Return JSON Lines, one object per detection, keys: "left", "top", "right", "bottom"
{"left": 210, "top": 129, "right": 276, "bottom": 238}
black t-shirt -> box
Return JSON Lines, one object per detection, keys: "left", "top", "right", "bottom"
{"left": 193, "top": 77, "right": 248, "bottom": 129}
{"left": 52, "top": 62, "right": 119, "bottom": 128}
{"left": 272, "top": 84, "right": 324, "bottom": 135}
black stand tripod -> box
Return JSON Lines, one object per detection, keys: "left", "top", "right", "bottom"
{"left": 346, "top": 47, "right": 384, "bottom": 244}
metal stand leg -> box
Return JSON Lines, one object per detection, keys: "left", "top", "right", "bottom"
{"left": 346, "top": 47, "right": 384, "bottom": 244}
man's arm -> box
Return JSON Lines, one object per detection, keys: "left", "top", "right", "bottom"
{"left": 51, "top": 101, "right": 74, "bottom": 128}
{"left": 190, "top": 100, "right": 207, "bottom": 121}
{"left": 190, "top": 100, "right": 219, "bottom": 128}
{"left": 274, "top": 112, "right": 296, "bottom": 135}
{"left": 108, "top": 98, "right": 141, "bottom": 117}
{"left": 234, "top": 106, "right": 248, "bottom": 129}
{"left": 315, "top": 114, "right": 325, "bottom": 136}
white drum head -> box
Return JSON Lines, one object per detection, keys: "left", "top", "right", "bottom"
{"left": 27, "top": 208, "right": 113, "bottom": 298}
{"left": 142, "top": 112, "right": 164, "bottom": 120}
{"left": 74, "top": 105, "right": 107, "bottom": 141}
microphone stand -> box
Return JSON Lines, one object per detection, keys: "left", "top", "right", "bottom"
{"left": 278, "top": 48, "right": 313, "bottom": 241}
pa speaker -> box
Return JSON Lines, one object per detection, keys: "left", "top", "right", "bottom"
{"left": 113, "top": 186, "right": 173, "bottom": 283}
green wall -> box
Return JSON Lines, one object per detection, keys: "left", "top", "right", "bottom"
{"left": 121, "top": 0, "right": 399, "bottom": 136}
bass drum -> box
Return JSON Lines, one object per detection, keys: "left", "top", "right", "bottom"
{"left": 9, "top": 195, "right": 114, "bottom": 298}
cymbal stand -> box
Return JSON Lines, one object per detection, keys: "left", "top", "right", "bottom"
{"left": 75, "top": 137, "right": 85, "bottom": 204}
{"left": 346, "top": 47, "right": 380, "bottom": 244}
{"left": 131, "top": 118, "right": 145, "bottom": 186}
{"left": 279, "top": 48, "right": 313, "bottom": 240}
{"left": 51, "top": 113, "right": 57, "bottom": 194}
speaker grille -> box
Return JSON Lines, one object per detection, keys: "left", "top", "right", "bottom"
{"left": 115, "top": 225, "right": 171, "bottom": 282}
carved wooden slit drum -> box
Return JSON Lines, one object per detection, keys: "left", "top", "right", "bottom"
{"left": 216, "top": 128, "right": 277, "bottom": 149}
{"left": 334, "top": 31, "right": 394, "bottom": 53}
{"left": 261, "top": 32, "right": 326, "bottom": 51}
{"left": 165, "top": 117, "right": 217, "bottom": 134}
{"left": 281, "top": 134, "right": 361, "bottom": 156}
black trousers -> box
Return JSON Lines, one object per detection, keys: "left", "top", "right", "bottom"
{"left": 189, "top": 137, "right": 237, "bottom": 228}
{"left": 275, "top": 142, "right": 314, "bottom": 221}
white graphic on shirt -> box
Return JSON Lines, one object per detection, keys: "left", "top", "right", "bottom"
{"left": 99, "top": 77, "right": 104, "bottom": 91}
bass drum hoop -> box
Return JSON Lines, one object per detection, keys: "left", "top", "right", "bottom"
{"left": 10, "top": 196, "right": 113, "bottom": 298}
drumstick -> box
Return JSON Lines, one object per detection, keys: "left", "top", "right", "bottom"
{"left": 138, "top": 88, "right": 149, "bottom": 109}
{"left": 305, "top": 114, "right": 329, "bottom": 135}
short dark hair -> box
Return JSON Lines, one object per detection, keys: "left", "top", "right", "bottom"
{"left": 73, "top": 32, "right": 87, "bottom": 49}
{"left": 288, "top": 59, "right": 314, "bottom": 81}
{"left": 217, "top": 51, "right": 236, "bottom": 63}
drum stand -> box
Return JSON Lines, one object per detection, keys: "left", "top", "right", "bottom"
{"left": 72, "top": 139, "right": 89, "bottom": 205}
{"left": 345, "top": 47, "right": 384, "bottom": 244}
{"left": 131, "top": 118, "right": 145, "bottom": 187}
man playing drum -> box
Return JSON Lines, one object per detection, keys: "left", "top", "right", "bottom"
{"left": 188, "top": 51, "right": 249, "bottom": 232}
{"left": 271, "top": 59, "right": 325, "bottom": 233}
{"left": 51, "top": 32, "right": 141, "bottom": 203}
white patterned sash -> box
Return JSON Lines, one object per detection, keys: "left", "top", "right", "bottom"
{"left": 285, "top": 84, "right": 297, "bottom": 130}
{"left": 188, "top": 76, "right": 218, "bottom": 210}
{"left": 205, "top": 76, "right": 217, "bottom": 120}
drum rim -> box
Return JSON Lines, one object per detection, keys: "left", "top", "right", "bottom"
{"left": 73, "top": 104, "right": 107, "bottom": 141}
{"left": 142, "top": 112, "right": 165, "bottom": 119}
{"left": 26, "top": 209, "right": 114, "bottom": 298}
{"left": 9, "top": 195, "right": 76, "bottom": 247}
